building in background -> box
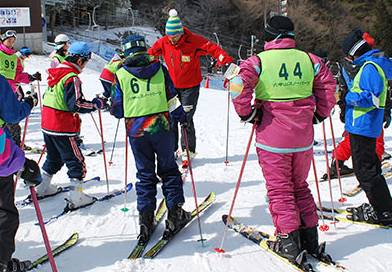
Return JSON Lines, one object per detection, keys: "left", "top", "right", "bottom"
{"left": 0, "top": 0, "right": 43, "bottom": 53}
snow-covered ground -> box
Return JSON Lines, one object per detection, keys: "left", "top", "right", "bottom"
{"left": 14, "top": 55, "right": 392, "bottom": 272}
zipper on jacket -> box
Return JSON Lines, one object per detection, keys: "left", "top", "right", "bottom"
{"left": 170, "top": 52, "right": 175, "bottom": 68}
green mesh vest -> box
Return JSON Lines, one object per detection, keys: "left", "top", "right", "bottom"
{"left": 116, "top": 66, "right": 168, "bottom": 118}
{"left": 352, "top": 61, "right": 387, "bottom": 119}
{"left": 105, "top": 59, "right": 122, "bottom": 74}
{"left": 43, "top": 72, "right": 77, "bottom": 111}
{"left": 255, "top": 49, "right": 314, "bottom": 101}
{"left": 0, "top": 51, "right": 17, "bottom": 80}
{"left": 53, "top": 53, "right": 66, "bottom": 64}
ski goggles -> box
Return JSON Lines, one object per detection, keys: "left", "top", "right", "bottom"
{"left": 1, "top": 30, "right": 17, "bottom": 41}
{"left": 69, "top": 51, "right": 92, "bottom": 60}
{"left": 122, "top": 40, "right": 146, "bottom": 51}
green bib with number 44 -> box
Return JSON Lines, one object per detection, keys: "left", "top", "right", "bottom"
{"left": 255, "top": 49, "right": 314, "bottom": 102}
{"left": 0, "top": 51, "right": 17, "bottom": 80}
{"left": 116, "top": 66, "right": 168, "bottom": 118}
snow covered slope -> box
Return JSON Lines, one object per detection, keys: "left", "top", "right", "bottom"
{"left": 14, "top": 55, "right": 392, "bottom": 272}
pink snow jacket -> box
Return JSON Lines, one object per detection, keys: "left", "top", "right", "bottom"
{"left": 0, "top": 44, "right": 30, "bottom": 94}
{"left": 231, "top": 38, "right": 336, "bottom": 153}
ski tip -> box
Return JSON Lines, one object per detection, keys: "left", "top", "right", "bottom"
{"left": 121, "top": 207, "right": 129, "bottom": 212}
{"left": 214, "top": 247, "right": 225, "bottom": 253}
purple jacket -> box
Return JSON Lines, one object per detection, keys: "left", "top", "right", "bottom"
{"left": 231, "top": 39, "right": 336, "bottom": 153}
{"left": 0, "top": 75, "right": 31, "bottom": 177}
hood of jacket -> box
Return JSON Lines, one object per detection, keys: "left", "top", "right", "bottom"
{"left": 47, "top": 61, "right": 81, "bottom": 87}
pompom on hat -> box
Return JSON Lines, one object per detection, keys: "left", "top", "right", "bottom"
{"left": 165, "top": 9, "right": 184, "bottom": 36}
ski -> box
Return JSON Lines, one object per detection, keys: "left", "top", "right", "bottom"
{"left": 317, "top": 206, "right": 392, "bottom": 229}
{"left": 128, "top": 199, "right": 167, "bottom": 259}
{"left": 16, "top": 176, "right": 101, "bottom": 208}
{"left": 143, "top": 192, "right": 216, "bottom": 259}
{"left": 41, "top": 183, "right": 133, "bottom": 225}
{"left": 222, "top": 215, "right": 346, "bottom": 272}
{"left": 342, "top": 185, "right": 362, "bottom": 197}
{"left": 28, "top": 232, "right": 79, "bottom": 270}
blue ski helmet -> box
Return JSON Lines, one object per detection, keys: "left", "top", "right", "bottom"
{"left": 121, "top": 35, "right": 147, "bottom": 57}
{"left": 19, "top": 47, "right": 32, "bottom": 57}
{"left": 68, "top": 42, "right": 92, "bottom": 59}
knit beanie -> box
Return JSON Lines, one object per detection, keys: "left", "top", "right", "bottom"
{"left": 165, "top": 9, "right": 184, "bottom": 36}
{"left": 341, "top": 28, "right": 373, "bottom": 57}
{"left": 264, "top": 15, "right": 295, "bottom": 42}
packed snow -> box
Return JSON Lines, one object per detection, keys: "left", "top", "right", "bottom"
{"left": 13, "top": 55, "right": 392, "bottom": 272}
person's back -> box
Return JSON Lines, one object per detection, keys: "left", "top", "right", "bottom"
{"left": 112, "top": 34, "right": 190, "bottom": 245}
{"left": 229, "top": 15, "right": 336, "bottom": 267}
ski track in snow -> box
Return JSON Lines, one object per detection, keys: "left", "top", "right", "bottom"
{"left": 12, "top": 55, "right": 392, "bottom": 272}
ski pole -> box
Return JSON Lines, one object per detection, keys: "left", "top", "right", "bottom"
{"left": 215, "top": 123, "right": 256, "bottom": 253}
{"left": 122, "top": 120, "right": 129, "bottom": 212}
{"left": 97, "top": 109, "right": 109, "bottom": 194}
{"left": 312, "top": 156, "right": 329, "bottom": 232}
{"left": 37, "top": 145, "right": 47, "bottom": 165}
{"left": 30, "top": 186, "right": 58, "bottom": 272}
{"left": 224, "top": 83, "right": 230, "bottom": 165}
{"left": 182, "top": 125, "right": 206, "bottom": 246}
{"left": 20, "top": 117, "right": 29, "bottom": 149}
{"left": 14, "top": 117, "right": 30, "bottom": 191}
{"left": 322, "top": 121, "right": 337, "bottom": 225}
{"left": 109, "top": 119, "right": 120, "bottom": 166}
{"left": 37, "top": 81, "right": 42, "bottom": 110}
{"left": 89, "top": 113, "right": 102, "bottom": 138}
{"left": 329, "top": 116, "right": 347, "bottom": 203}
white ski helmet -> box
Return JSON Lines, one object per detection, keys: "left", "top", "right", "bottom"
{"left": 54, "top": 34, "right": 70, "bottom": 50}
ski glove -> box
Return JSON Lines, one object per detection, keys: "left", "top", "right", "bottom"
{"left": 92, "top": 97, "right": 108, "bottom": 110}
{"left": 21, "top": 159, "right": 42, "bottom": 187}
{"left": 239, "top": 106, "right": 262, "bottom": 124}
{"left": 313, "top": 112, "right": 326, "bottom": 124}
{"left": 28, "top": 72, "right": 42, "bottom": 82}
{"left": 23, "top": 92, "right": 38, "bottom": 108}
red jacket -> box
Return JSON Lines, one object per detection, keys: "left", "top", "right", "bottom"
{"left": 148, "top": 27, "right": 233, "bottom": 89}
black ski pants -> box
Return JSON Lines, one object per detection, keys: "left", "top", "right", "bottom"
{"left": 350, "top": 133, "right": 392, "bottom": 213}
{"left": 172, "top": 85, "right": 200, "bottom": 153}
{"left": 0, "top": 175, "right": 19, "bottom": 264}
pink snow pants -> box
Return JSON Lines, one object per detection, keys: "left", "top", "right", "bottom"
{"left": 257, "top": 147, "right": 319, "bottom": 234}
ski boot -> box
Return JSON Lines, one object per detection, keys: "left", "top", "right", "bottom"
{"left": 267, "top": 230, "right": 313, "bottom": 271}
{"left": 300, "top": 227, "right": 333, "bottom": 264}
{"left": 1, "top": 258, "right": 32, "bottom": 272}
{"left": 322, "top": 160, "right": 353, "bottom": 180}
{"left": 163, "top": 204, "right": 191, "bottom": 239}
{"left": 35, "top": 170, "right": 60, "bottom": 198}
{"left": 64, "top": 178, "right": 96, "bottom": 210}
{"left": 347, "top": 203, "right": 392, "bottom": 226}
{"left": 138, "top": 211, "right": 154, "bottom": 245}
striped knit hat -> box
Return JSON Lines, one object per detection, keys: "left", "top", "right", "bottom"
{"left": 165, "top": 9, "right": 184, "bottom": 36}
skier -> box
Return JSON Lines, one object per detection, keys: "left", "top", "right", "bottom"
{"left": 0, "top": 31, "right": 41, "bottom": 149}
{"left": 99, "top": 50, "right": 125, "bottom": 99}
{"left": 0, "top": 75, "right": 41, "bottom": 272}
{"left": 228, "top": 15, "right": 336, "bottom": 264}
{"left": 111, "top": 35, "right": 190, "bottom": 243}
{"left": 36, "top": 41, "right": 107, "bottom": 210}
{"left": 49, "top": 34, "right": 70, "bottom": 68}
{"left": 148, "top": 9, "right": 233, "bottom": 161}
{"left": 339, "top": 29, "right": 392, "bottom": 225}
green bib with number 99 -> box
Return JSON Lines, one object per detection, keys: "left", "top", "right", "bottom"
{"left": 255, "top": 49, "right": 314, "bottom": 102}
{"left": 0, "top": 51, "right": 17, "bottom": 80}
{"left": 116, "top": 66, "right": 168, "bottom": 118}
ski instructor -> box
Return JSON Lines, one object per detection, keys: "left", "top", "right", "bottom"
{"left": 148, "top": 9, "right": 234, "bottom": 161}
{"left": 228, "top": 15, "right": 336, "bottom": 266}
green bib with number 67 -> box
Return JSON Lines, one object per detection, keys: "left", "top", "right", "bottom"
{"left": 0, "top": 51, "right": 17, "bottom": 80}
{"left": 255, "top": 49, "right": 314, "bottom": 102}
{"left": 116, "top": 66, "right": 168, "bottom": 118}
